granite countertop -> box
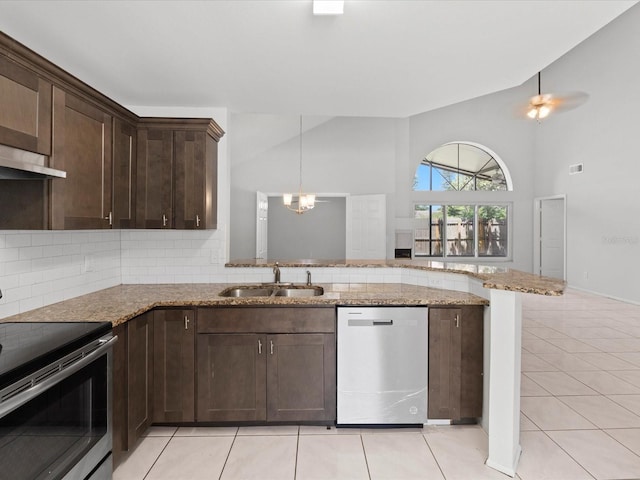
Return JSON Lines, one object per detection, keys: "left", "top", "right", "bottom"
{"left": 1, "top": 283, "right": 488, "bottom": 327}
{"left": 226, "top": 259, "right": 567, "bottom": 296}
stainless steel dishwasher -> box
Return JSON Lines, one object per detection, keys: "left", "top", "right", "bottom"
{"left": 337, "top": 306, "right": 428, "bottom": 426}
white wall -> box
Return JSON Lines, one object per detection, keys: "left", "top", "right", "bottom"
{"left": 229, "top": 114, "right": 398, "bottom": 259}
{"left": 267, "top": 196, "right": 346, "bottom": 260}
{"left": 533, "top": 4, "right": 640, "bottom": 303}
{"left": 407, "top": 84, "right": 537, "bottom": 272}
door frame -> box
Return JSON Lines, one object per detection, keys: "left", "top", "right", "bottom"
{"left": 533, "top": 194, "right": 567, "bottom": 280}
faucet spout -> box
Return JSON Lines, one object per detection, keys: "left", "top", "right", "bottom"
{"left": 273, "top": 262, "right": 281, "bottom": 284}
{"left": 306, "top": 270, "right": 312, "bottom": 286}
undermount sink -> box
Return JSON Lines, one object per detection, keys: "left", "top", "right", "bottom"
{"left": 272, "top": 285, "right": 324, "bottom": 297}
{"left": 219, "top": 285, "right": 324, "bottom": 298}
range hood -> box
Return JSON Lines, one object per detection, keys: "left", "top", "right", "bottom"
{"left": 0, "top": 144, "right": 66, "bottom": 180}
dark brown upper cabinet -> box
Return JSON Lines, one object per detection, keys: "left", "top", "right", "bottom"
{"left": 0, "top": 33, "right": 224, "bottom": 230}
{"left": 136, "top": 118, "right": 222, "bottom": 230}
{"left": 50, "top": 87, "right": 113, "bottom": 229}
{"left": 0, "top": 55, "right": 52, "bottom": 155}
{"left": 112, "top": 118, "right": 137, "bottom": 228}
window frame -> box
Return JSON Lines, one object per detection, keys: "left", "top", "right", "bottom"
{"left": 413, "top": 202, "right": 512, "bottom": 262}
{"left": 413, "top": 141, "right": 513, "bottom": 192}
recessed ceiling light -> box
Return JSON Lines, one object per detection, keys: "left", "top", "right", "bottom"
{"left": 313, "top": 0, "right": 344, "bottom": 15}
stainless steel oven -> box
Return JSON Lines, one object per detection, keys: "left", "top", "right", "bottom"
{"left": 0, "top": 322, "right": 115, "bottom": 480}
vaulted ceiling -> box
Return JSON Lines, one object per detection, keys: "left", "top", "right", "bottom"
{"left": 0, "top": 0, "right": 636, "bottom": 117}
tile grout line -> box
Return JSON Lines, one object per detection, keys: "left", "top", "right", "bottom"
{"left": 294, "top": 427, "right": 300, "bottom": 480}
{"left": 359, "top": 434, "right": 372, "bottom": 480}
{"left": 141, "top": 430, "right": 176, "bottom": 480}
{"left": 217, "top": 427, "right": 239, "bottom": 480}
{"left": 421, "top": 431, "right": 447, "bottom": 480}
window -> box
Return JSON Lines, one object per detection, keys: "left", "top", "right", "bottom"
{"left": 414, "top": 143, "right": 511, "bottom": 192}
{"left": 414, "top": 204, "right": 509, "bottom": 259}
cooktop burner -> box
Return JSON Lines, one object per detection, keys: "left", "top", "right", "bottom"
{"left": 0, "top": 321, "right": 112, "bottom": 389}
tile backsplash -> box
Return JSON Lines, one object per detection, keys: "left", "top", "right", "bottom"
{"left": 0, "top": 226, "right": 488, "bottom": 319}
{"left": 0, "top": 230, "right": 121, "bottom": 318}
{"left": 0, "top": 227, "right": 229, "bottom": 319}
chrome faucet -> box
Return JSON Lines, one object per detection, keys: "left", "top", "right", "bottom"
{"left": 306, "top": 270, "right": 312, "bottom": 286}
{"left": 273, "top": 262, "right": 281, "bottom": 284}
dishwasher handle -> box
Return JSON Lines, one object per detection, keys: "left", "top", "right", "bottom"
{"left": 347, "top": 319, "right": 394, "bottom": 327}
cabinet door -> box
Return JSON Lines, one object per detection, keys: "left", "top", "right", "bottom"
{"left": 112, "top": 323, "right": 128, "bottom": 465}
{"left": 136, "top": 128, "right": 173, "bottom": 228}
{"left": 153, "top": 309, "right": 195, "bottom": 423}
{"left": 127, "top": 312, "right": 153, "bottom": 443}
{"left": 50, "top": 87, "right": 113, "bottom": 229}
{"left": 267, "top": 333, "right": 336, "bottom": 422}
{"left": 0, "top": 55, "right": 51, "bottom": 154}
{"left": 173, "top": 130, "right": 205, "bottom": 229}
{"left": 428, "top": 308, "right": 461, "bottom": 420}
{"left": 460, "top": 306, "right": 483, "bottom": 418}
{"left": 113, "top": 118, "right": 137, "bottom": 228}
{"left": 196, "top": 334, "right": 266, "bottom": 422}
{"left": 428, "top": 307, "right": 483, "bottom": 421}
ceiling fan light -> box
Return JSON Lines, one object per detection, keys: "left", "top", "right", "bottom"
{"left": 527, "top": 107, "right": 538, "bottom": 119}
{"left": 538, "top": 105, "right": 551, "bottom": 118}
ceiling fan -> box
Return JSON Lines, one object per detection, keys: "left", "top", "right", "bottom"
{"left": 524, "top": 72, "right": 588, "bottom": 120}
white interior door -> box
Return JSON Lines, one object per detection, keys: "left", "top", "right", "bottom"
{"left": 256, "top": 191, "right": 268, "bottom": 259}
{"left": 535, "top": 196, "right": 566, "bottom": 280}
{"left": 346, "top": 194, "right": 386, "bottom": 259}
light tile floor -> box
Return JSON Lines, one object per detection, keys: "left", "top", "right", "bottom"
{"left": 114, "top": 289, "right": 640, "bottom": 479}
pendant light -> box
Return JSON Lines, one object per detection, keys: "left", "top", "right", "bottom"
{"left": 283, "top": 116, "right": 315, "bottom": 214}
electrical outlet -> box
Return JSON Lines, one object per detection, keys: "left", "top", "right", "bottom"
{"left": 583, "top": 271, "right": 589, "bottom": 280}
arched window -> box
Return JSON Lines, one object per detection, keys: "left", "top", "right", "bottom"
{"left": 412, "top": 142, "right": 512, "bottom": 260}
{"left": 414, "top": 142, "right": 512, "bottom": 191}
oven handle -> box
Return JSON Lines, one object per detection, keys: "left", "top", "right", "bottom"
{"left": 0, "top": 335, "right": 118, "bottom": 418}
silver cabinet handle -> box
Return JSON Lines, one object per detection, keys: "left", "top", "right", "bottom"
{"left": 258, "top": 339, "right": 262, "bottom": 354}
{"left": 162, "top": 214, "right": 168, "bottom": 227}
{"left": 184, "top": 315, "right": 190, "bottom": 330}
{"left": 196, "top": 215, "right": 201, "bottom": 227}
{"left": 104, "top": 211, "right": 113, "bottom": 226}
{"left": 270, "top": 340, "right": 274, "bottom": 355}
{"left": 455, "top": 314, "right": 460, "bottom": 328}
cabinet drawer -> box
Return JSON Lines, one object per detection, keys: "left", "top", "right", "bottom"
{"left": 197, "top": 307, "right": 335, "bottom": 334}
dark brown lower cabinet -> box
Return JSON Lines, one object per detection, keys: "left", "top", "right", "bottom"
{"left": 112, "top": 312, "right": 154, "bottom": 466}
{"left": 197, "top": 334, "right": 267, "bottom": 422}
{"left": 196, "top": 332, "right": 335, "bottom": 423}
{"left": 267, "top": 333, "right": 336, "bottom": 422}
{"left": 127, "top": 312, "right": 154, "bottom": 443}
{"left": 428, "top": 306, "right": 484, "bottom": 421}
{"left": 153, "top": 309, "right": 195, "bottom": 423}
{"left": 112, "top": 323, "right": 128, "bottom": 465}
{"left": 196, "top": 306, "right": 336, "bottom": 423}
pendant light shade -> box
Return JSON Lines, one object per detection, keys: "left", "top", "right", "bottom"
{"left": 283, "top": 116, "right": 315, "bottom": 214}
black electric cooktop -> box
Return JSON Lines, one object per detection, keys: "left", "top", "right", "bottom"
{"left": 0, "top": 321, "right": 112, "bottom": 389}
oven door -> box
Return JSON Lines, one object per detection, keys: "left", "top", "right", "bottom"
{"left": 0, "top": 334, "right": 116, "bottom": 480}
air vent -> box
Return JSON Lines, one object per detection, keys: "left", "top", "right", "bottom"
{"left": 569, "top": 163, "right": 584, "bottom": 175}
